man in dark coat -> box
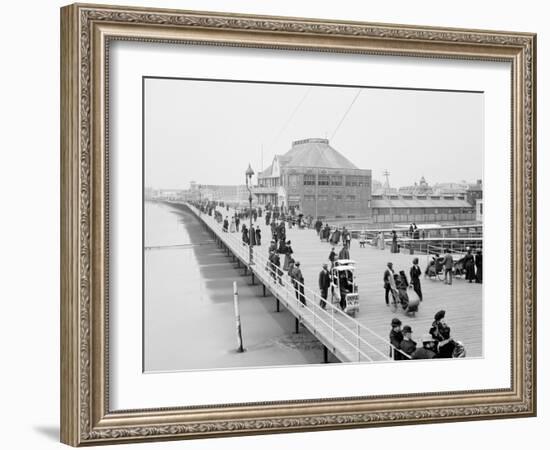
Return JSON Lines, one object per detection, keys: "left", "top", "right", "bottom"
{"left": 409, "top": 257, "right": 423, "bottom": 301}
{"left": 475, "top": 249, "right": 483, "bottom": 283}
{"left": 223, "top": 217, "right": 229, "bottom": 232}
{"left": 293, "top": 262, "right": 305, "bottom": 306}
{"left": 315, "top": 219, "right": 323, "bottom": 236}
{"left": 383, "top": 262, "right": 396, "bottom": 306}
{"left": 399, "top": 325, "right": 417, "bottom": 357}
{"left": 442, "top": 249, "right": 454, "bottom": 285}
{"left": 323, "top": 224, "right": 331, "bottom": 242}
{"left": 328, "top": 247, "right": 337, "bottom": 268}
{"left": 255, "top": 227, "right": 261, "bottom": 246}
{"left": 338, "top": 245, "right": 350, "bottom": 260}
{"left": 411, "top": 335, "right": 437, "bottom": 359}
{"left": 389, "top": 318, "right": 404, "bottom": 360}
{"left": 318, "top": 263, "right": 331, "bottom": 310}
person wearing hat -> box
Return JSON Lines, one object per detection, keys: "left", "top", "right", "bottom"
{"left": 399, "top": 325, "right": 417, "bottom": 357}
{"left": 328, "top": 247, "right": 337, "bottom": 269}
{"left": 338, "top": 243, "right": 350, "bottom": 260}
{"left": 293, "top": 262, "right": 306, "bottom": 307}
{"left": 409, "top": 257, "right": 423, "bottom": 302}
{"left": 429, "top": 310, "right": 455, "bottom": 357}
{"left": 464, "top": 247, "right": 475, "bottom": 283}
{"left": 411, "top": 335, "right": 437, "bottom": 359}
{"left": 383, "top": 262, "right": 397, "bottom": 306}
{"left": 475, "top": 248, "right": 483, "bottom": 284}
{"left": 442, "top": 248, "right": 454, "bottom": 285}
{"left": 283, "top": 240, "right": 293, "bottom": 271}
{"left": 318, "top": 263, "right": 331, "bottom": 310}
{"left": 389, "top": 318, "right": 404, "bottom": 360}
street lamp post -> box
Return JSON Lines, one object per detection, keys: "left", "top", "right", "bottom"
{"left": 198, "top": 184, "right": 202, "bottom": 216}
{"left": 245, "top": 163, "right": 255, "bottom": 266}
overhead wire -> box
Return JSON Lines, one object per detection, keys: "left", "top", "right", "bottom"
{"left": 330, "top": 88, "right": 362, "bottom": 141}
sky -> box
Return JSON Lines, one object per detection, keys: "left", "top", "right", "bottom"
{"left": 144, "top": 77, "right": 483, "bottom": 190}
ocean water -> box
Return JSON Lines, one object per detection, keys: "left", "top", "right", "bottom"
{"left": 143, "top": 202, "right": 331, "bottom": 372}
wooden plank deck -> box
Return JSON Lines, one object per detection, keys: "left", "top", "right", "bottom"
{"left": 188, "top": 203, "right": 483, "bottom": 360}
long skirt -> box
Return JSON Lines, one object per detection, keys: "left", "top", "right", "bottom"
{"left": 283, "top": 253, "right": 292, "bottom": 271}
{"left": 465, "top": 263, "right": 476, "bottom": 281}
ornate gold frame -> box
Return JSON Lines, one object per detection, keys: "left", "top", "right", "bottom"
{"left": 60, "top": 3, "right": 536, "bottom": 446}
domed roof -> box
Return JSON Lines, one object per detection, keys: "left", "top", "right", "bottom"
{"left": 282, "top": 138, "right": 358, "bottom": 169}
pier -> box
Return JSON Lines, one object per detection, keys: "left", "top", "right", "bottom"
{"left": 178, "top": 202, "right": 483, "bottom": 363}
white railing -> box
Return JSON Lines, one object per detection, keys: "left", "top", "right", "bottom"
{"left": 185, "top": 202, "right": 411, "bottom": 362}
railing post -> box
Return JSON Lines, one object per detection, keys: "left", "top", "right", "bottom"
{"left": 331, "top": 307, "right": 334, "bottom": 343}
{"left": 357, "top": 323, "right": 360, "bottom": 362}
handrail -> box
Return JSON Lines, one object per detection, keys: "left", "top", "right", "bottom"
{"left": 185, "top": 201, "right": 412, "bottom": 361}
{"left": 194, "top": 202, "right": 413, "bottom": 361}
{"left": 198, "top": 208, "right": 374, "bottom": 361}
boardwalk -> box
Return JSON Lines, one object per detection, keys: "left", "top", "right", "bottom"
{"left": 183, "top": 203, "right": 483, "bottom": 362}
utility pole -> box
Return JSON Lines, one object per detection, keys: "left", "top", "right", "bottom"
{"left": 233, "top": 281, "right": 244, "bottom": 353}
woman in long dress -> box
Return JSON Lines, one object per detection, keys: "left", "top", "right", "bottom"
{"left": 229, "top": 218, "right": 236, "bottom": 233}
{"left": 463, "top": 248, "right": 476, "bottom": 282}
{"left": 250, "top": 225, "right": 256, "bottom": 246}
{"left": 390, "top": 230, "right": 399, "bottom": 253}
{"left": 378, "top": 232, "right": 386, "bottom": 250}
{"left": 283, "top": 240, "right": 293, "bottom": 271}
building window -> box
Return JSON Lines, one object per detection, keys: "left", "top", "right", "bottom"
{"left": 331, "top": 175, "right": 343, "bottom": 186}
{"left": 318, "top": 195, "right": 328, "bottom": 202}
{"left": 303, "top": 174, "right": 315, "bottom": 186}
{"left": 289, "top": 174, "right": 299, "bottom": 187}
{"left": 318, "top": 175, "right": 330, "bottom": 186}
{"left": 346, "top": 195, "right": 356, "bottom": 201}
{"left": 304, "top": 195, "right": 315, "bottom": 201}
{"left": 334, "top": 195, "right": 343, "bottom": 200}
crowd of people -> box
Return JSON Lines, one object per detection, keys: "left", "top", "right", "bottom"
{"left": 383, "top": 259, "right": 423, "bottom": 310}
{"left": 196, "top": 200, "right": 474, "bottom": 361}
{"left": 425, "top": 247, "right": 483, "bottom": 284}
{"left": 389, "top": 310, "right": 465, "bottom": 360}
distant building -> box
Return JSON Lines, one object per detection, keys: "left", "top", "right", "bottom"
{"left": 466, "top": 179, "right": 483, "bottom": 206}
{"left": 158, "top": 189, "right": 185, "bottom": 201}
{"left": 398, "top": 176, "right": 434, "bottom": 196}
{"left": 198, "top": 184, "right": 250, "bottom": 205}
{"left": 432, "top": 182, "right": 469, "bottom": 196}
{"left": 370, "top": 192, "right": 476, "bottom": 224}
{"left": 255, "top": 138, "right": 372, "bottom": 219}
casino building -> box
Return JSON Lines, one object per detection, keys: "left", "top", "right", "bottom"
{"left": 254, "top": 138, "right": 372, "bottom": 220}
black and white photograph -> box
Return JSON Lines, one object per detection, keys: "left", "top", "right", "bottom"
{"left": 143, "top": 77, "right": 484, "bottom": 372}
